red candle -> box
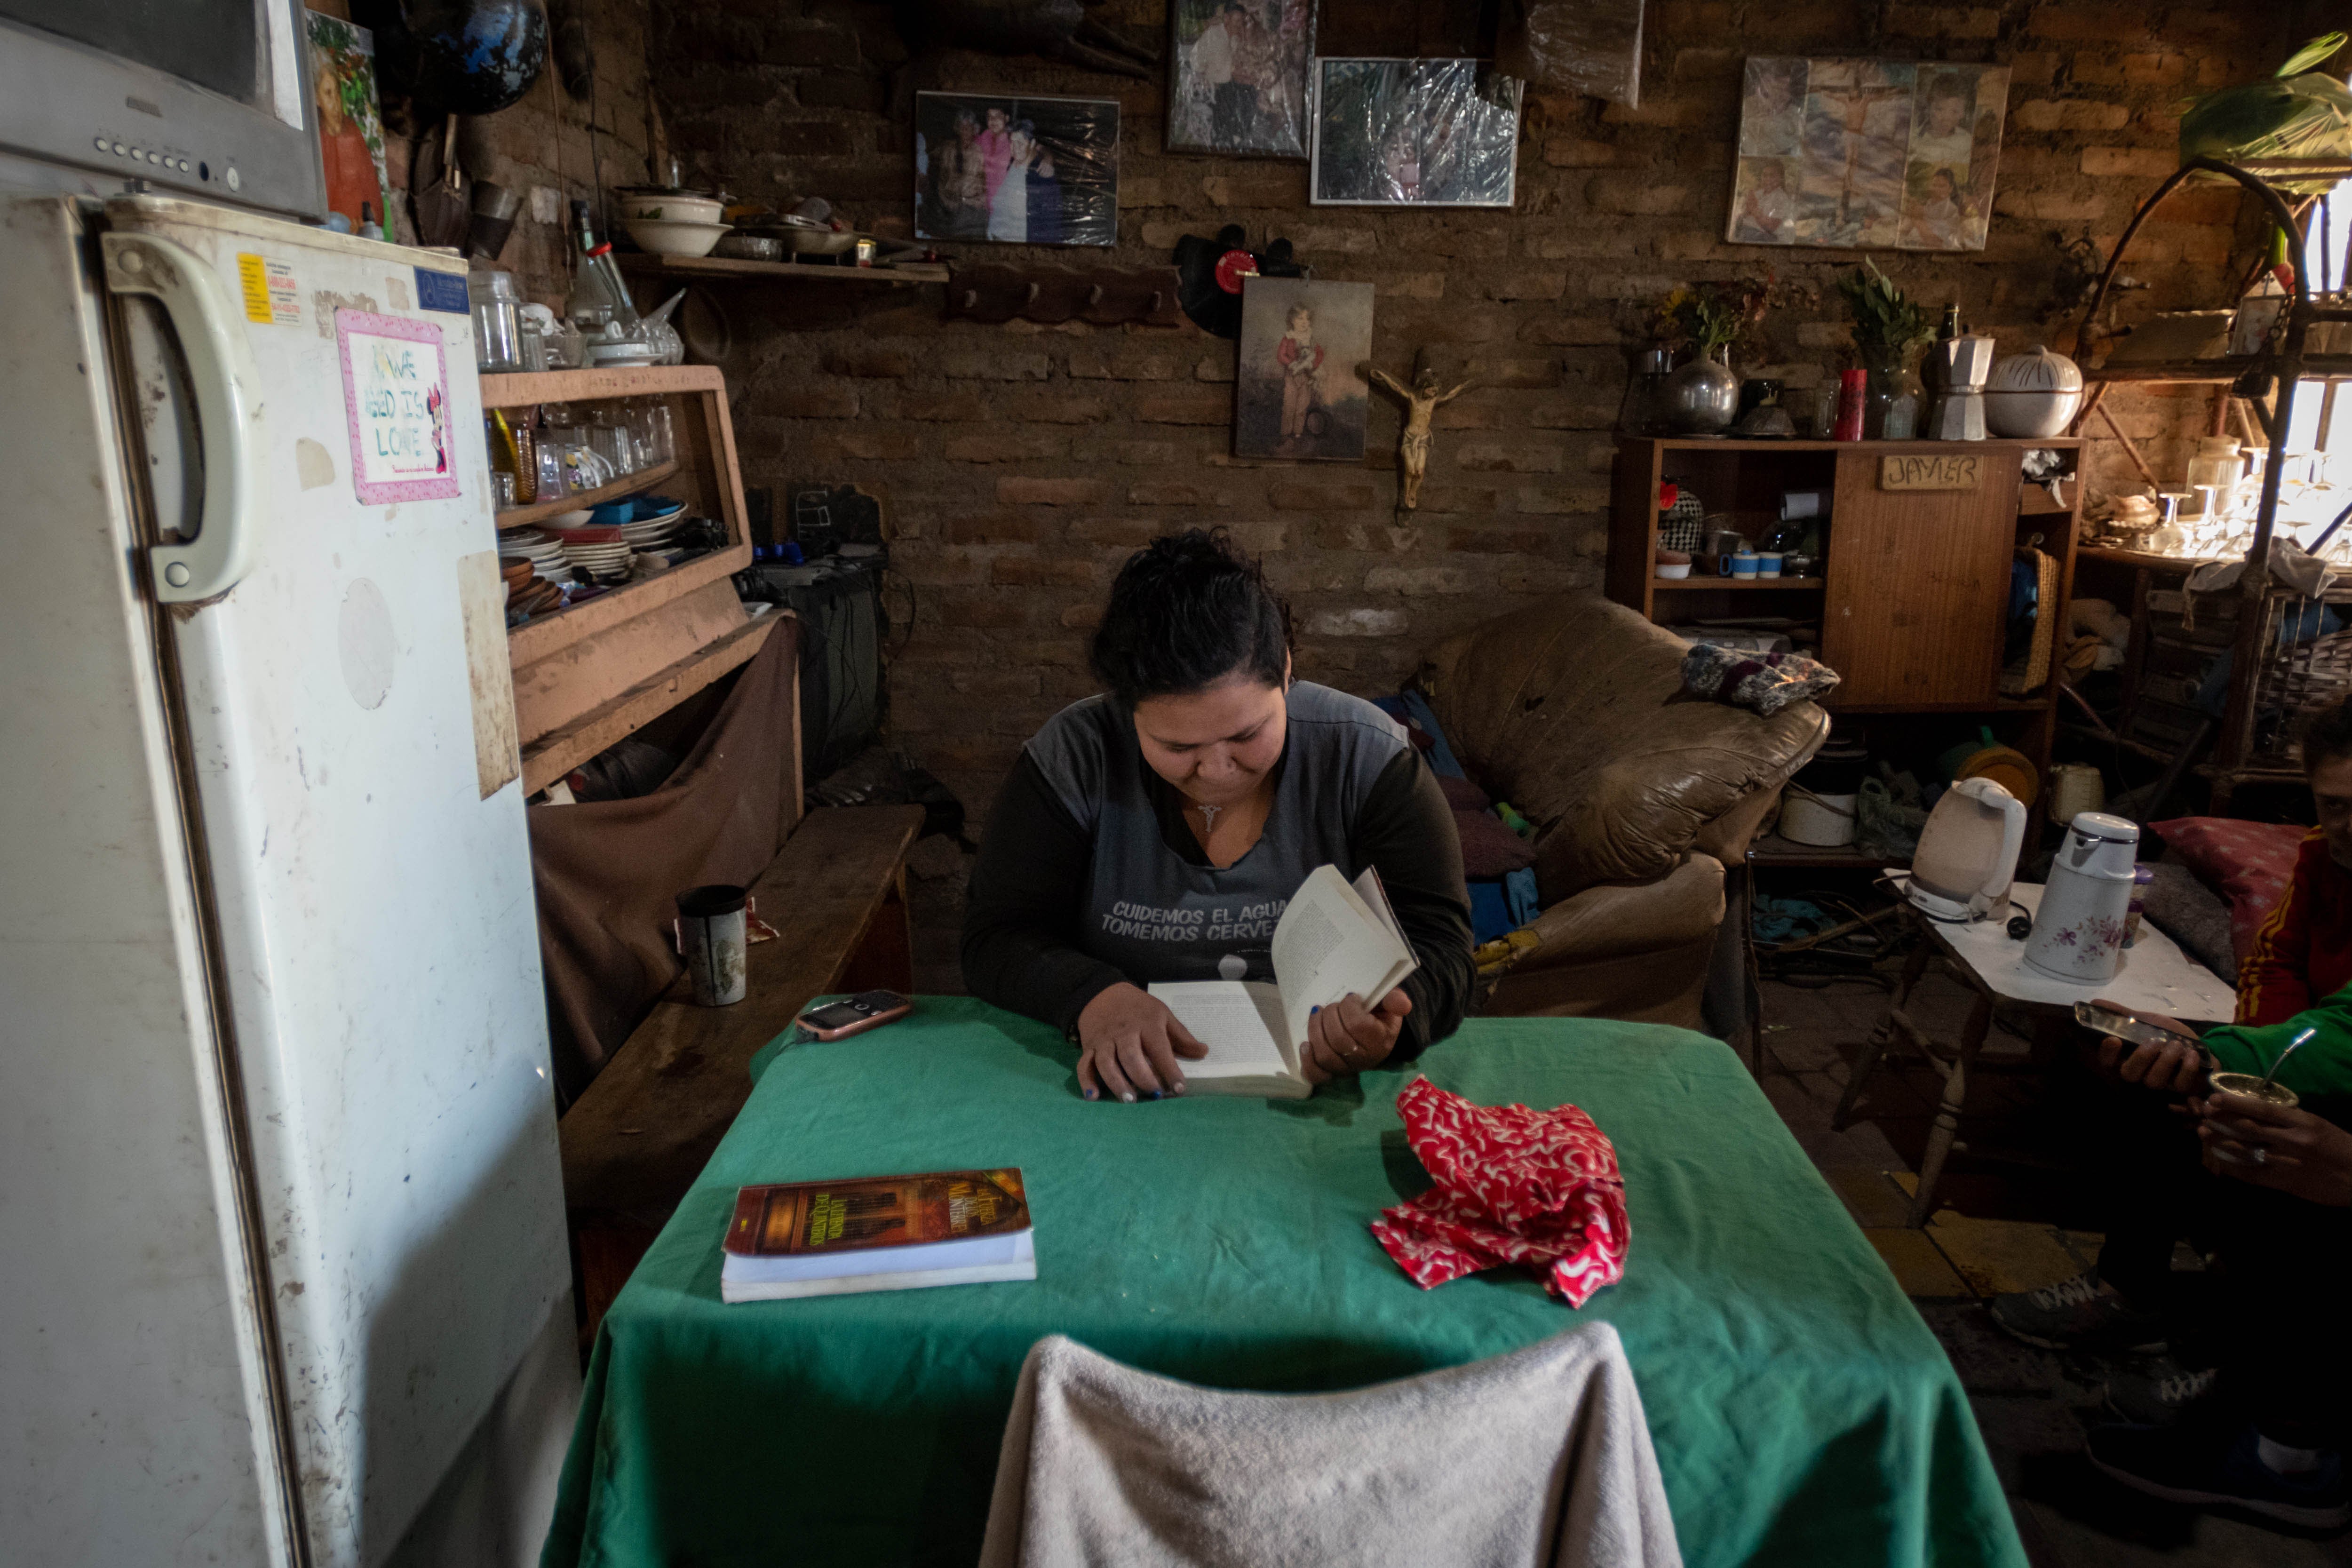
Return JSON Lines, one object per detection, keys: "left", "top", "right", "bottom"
{"left": 1834, "top": 369, "right": 1867, "bottom": 442}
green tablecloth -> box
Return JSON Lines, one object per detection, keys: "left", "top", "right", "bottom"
{"left": 543, "top": 1000, "right": 2026, "bottom": 1568}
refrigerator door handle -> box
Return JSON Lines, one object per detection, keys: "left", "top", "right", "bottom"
{"left": 101, "top": 233, "right": 264, "bottom": 605}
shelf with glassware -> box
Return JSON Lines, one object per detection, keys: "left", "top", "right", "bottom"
{"left": 479, "top": 364, "right": 772, "bottom": 794}
{"left": 1609, "top": 434, "right": 2084, "bottom": 781}
{"left": 2059, "top": 157, "right": 2352, "bottom": 813}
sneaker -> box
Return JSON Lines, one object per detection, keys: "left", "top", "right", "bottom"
{"left": 1988, "top": 1268, "right": 2167, "bottom": 1353}
{"left": 2088, "top": 1419, "right": 2351, "bottom": 1530}
{"left": 2103, "top": 1357, "right": 2222, "bottom": 1428}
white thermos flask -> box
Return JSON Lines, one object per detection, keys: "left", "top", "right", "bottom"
{"left": 2023, "top": 812, "right": 2141, "bottom": 982}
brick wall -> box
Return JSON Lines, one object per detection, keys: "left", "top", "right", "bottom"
{"left": 643, "top": 0, "right": 2295, "bottom": 811}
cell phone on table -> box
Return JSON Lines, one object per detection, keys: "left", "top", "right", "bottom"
{"left": 797, "top": 990, "right": 912, "bottom": 1041}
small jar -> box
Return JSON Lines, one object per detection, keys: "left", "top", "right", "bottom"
{"left": 468, "top": 269, "right": 524, "bottom": 374}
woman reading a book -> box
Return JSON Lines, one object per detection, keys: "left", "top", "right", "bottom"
{"left": 963, "top": 529, "right": 1473, "bottom": 1103}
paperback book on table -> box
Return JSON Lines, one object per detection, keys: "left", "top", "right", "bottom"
{"left": 721, "top": 1167, "right": 1033, "bottom": 1303}
{"left": 1148, "top": 863, "right": 1417, "bottom": 1099}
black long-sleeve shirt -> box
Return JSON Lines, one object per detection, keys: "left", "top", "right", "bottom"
{"left": 962, "top": 741, "right": 1474, "bottom": 1060}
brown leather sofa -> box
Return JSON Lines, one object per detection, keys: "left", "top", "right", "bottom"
{"left": 1416, "top": 597, "right": 1829, "bottom": 1029}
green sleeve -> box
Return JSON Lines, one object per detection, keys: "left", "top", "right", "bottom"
{"left": 2200, "top": 981, "right": 2352, "bottom": 1096}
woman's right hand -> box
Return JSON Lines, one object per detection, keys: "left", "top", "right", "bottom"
{"left": 1076, "top": 983, "right": 1208, "bottom": 1104}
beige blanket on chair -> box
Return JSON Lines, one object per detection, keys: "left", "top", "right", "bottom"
{"left": 977, "top": 1324, "right": 1681, "bottom": 1568}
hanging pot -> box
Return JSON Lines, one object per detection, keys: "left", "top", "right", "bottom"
{"left": 363, "top": 0, "right": 548, "bottom": 117}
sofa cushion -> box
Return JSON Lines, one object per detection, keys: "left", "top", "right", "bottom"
{"left": 2149, "top": 816, "right": 2306, "bottom": 970}
{"left": 1416, "top": 597, "right": 1829, "bottom": 901}
{"left": 1456, "top": 809, "right": 1538, "bottom": 877}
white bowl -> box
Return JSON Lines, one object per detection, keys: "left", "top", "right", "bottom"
{"left": 547, "top": 509, "right": 594, "bottom": 528}
{"left": 1655, "top": 563, "right": 1692, "bottom": 580}
{"left": 624, "top": 217, "right": 730, "bottom": 258}
{"left": 617, "top": 192, "right": 724, "bottom": 225}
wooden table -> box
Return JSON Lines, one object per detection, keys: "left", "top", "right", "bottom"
{"left": 1836, "top": 881, "right": 2237, "bottom": 1226}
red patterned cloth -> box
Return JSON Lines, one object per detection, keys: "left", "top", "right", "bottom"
{"left": 1370, "top": 1077, "right": 1629, "bottom": 1306}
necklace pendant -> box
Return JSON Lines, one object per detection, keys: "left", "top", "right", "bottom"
{"left": 1197, "top": 803, "right": 1221, "bottom": 833}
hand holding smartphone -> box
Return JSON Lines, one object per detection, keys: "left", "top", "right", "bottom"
{"left": 797, "top": 990, "right": 913, "bottom": 1041}
{"left": 2075, "top": 1000, "right": 2209, "bottom": 1094}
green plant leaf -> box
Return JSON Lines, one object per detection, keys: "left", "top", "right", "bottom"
{"left": 2280, "top": 32, "right": 2347, "bottom": 80}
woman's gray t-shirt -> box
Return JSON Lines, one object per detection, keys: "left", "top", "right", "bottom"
{"left": 1020, "top": 682, "right": 1410, "bottom": 987}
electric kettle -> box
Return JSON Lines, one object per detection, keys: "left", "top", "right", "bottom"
{"left": 1906, "top": 777, "right": 2029, "bottom": 922}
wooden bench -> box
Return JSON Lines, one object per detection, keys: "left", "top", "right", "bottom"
{"left": 561, "top": 803, "right": 927, "bottom": 1333}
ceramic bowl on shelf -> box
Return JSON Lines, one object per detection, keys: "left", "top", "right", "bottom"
{"left": 546, "top": 509, "right": 594, "bottom": 528}
{"left": 1984, "top": 345, "right": 2084, "bottom": 438}
{"left": 623, "top": 216, "right": 730, "bottom": 257}
{"left": 614, "top": 189, "right": 724, "bottom": 225}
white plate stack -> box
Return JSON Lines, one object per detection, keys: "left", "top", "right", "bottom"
{"left": 497, "top": 529, "right": 570, "bottom": 580}
{"left": 559, "top": 537, "right": 635, "bottom": 583}
{"left": 615, "top": 507, "right": 687, "bottom": 554}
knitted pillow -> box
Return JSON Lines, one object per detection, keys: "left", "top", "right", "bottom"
{"left": 2149, "top": 817, "right": 2307, "bottom": 969}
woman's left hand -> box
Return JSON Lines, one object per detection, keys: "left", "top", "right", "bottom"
{"left": 2196, "top": 1092, "right": 2352, "bottom": 1206}
{"left": 1300, "top": 988, "right": 1413, "bottom": 1085}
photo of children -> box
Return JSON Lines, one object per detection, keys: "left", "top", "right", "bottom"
{"left": 1168, "top": 0, "right": 1315, "bottom": 158}
{"left": 1725, "top": 57, "right": 2008, "bottom": 252}
{"left": 1233, "top": 277, "right": 1373, "bottom": 462}
{"left": 914, "top": 92, "right": 1118, "bottom": 247}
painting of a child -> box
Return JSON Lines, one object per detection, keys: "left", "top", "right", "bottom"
{"left": 1234, "top": 278, "right": 1372, "bottom": 462}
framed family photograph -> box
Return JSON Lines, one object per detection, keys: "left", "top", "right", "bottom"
{"left": 1310, "top": 59, "right": 1521, "bottom": 208}
{"left": 1167, "top": 0, "right": 1316, "bottom": 159}
{"left": 914, "top": 91, "right": 1120, "bottom": 247}
{"left": 1726, "top": 57, "right": 2010, "bottom": 251}
{"left": 1233, "top": 277, "right": 1375, "bottom": 462}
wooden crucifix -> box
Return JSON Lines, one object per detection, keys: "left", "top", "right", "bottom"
{"left": 1366, "top": 351, "right": 1474, "bottom": 513}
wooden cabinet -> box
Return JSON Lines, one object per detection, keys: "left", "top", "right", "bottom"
{"left": 1821, "top": 446, "right": 2022, "bottom": 708}
{"left": 1609, "top": 436, "right": 2083, "bottom": 779}
{"left": 484, "top": 365, "right": 778, "bottom": 795}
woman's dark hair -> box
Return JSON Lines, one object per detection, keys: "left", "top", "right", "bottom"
{"left": 1089, "top": 529, "right": 1290, "bottom": 707}
{"left": 2305, "top": 698, "right": 2352, "bottom": 770}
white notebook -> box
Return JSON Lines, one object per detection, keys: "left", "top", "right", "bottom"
{"left": 1149, "top": 865, "right": 1416, "bottom": 1099}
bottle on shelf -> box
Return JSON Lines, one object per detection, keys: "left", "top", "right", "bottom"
{"left": 568, "top": 199, "right": 641, "bottom": 332}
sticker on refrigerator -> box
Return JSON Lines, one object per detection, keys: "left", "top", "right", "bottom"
{"left": 414, "top": 267, "right": 469, "bottom": 314}
{"left": 236, "top": 253, "right": 300, "bottom": 325}
{"left": 335, "top": 309, "right": 460, "bottom": 504}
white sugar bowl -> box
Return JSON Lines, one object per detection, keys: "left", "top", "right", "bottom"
{"left": 1984, "top": 345, "right": 2085, "bottom": 438}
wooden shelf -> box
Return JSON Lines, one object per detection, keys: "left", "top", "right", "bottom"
{"left": 1625, "top": 436, "right": 2084, "bottom": 453}
{"left": 616, "top": 252, "right": 949, "bottom": 287}
{"left": 2088, "top": 355, "right": 2352, "bottom": 384}
{"left": 1749, "top": 834, "right": 1898, "bottom": 869}
{"left": 520, "top": 614, "right": 775, "bottom": 794}
{"left": 1655, "top": 576, "right": 1824, "bottom": 590}
{"left": 496, "top": 460, "right": 679, "bottom": 530}
{"left": 508, "top": 542, "right": 747, "bottom": 661}
{"left": 480, "top": 364, "right": 726, "bottom": 408}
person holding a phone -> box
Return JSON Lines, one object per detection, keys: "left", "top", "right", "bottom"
{"left": 1995, "top": 702, "right": 2352, "bottom": 1359}
{"left": 2074, "top": 991, "right": 2352, "bottom": 1528}
{"left": 961, "top": 529, "right": 1473, "bottom": 1104}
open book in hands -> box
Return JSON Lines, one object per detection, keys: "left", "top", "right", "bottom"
{"left": 1149, "top": 865, "right": 1417, "bottom": 1099}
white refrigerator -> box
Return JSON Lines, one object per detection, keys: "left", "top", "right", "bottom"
{"left": 0, "top": 193, "right": 578, "bottom": 1565}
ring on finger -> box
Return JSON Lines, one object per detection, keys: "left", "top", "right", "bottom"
{"left": 2251, "top": 1144, "right": 2270, "bottom": 1166}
